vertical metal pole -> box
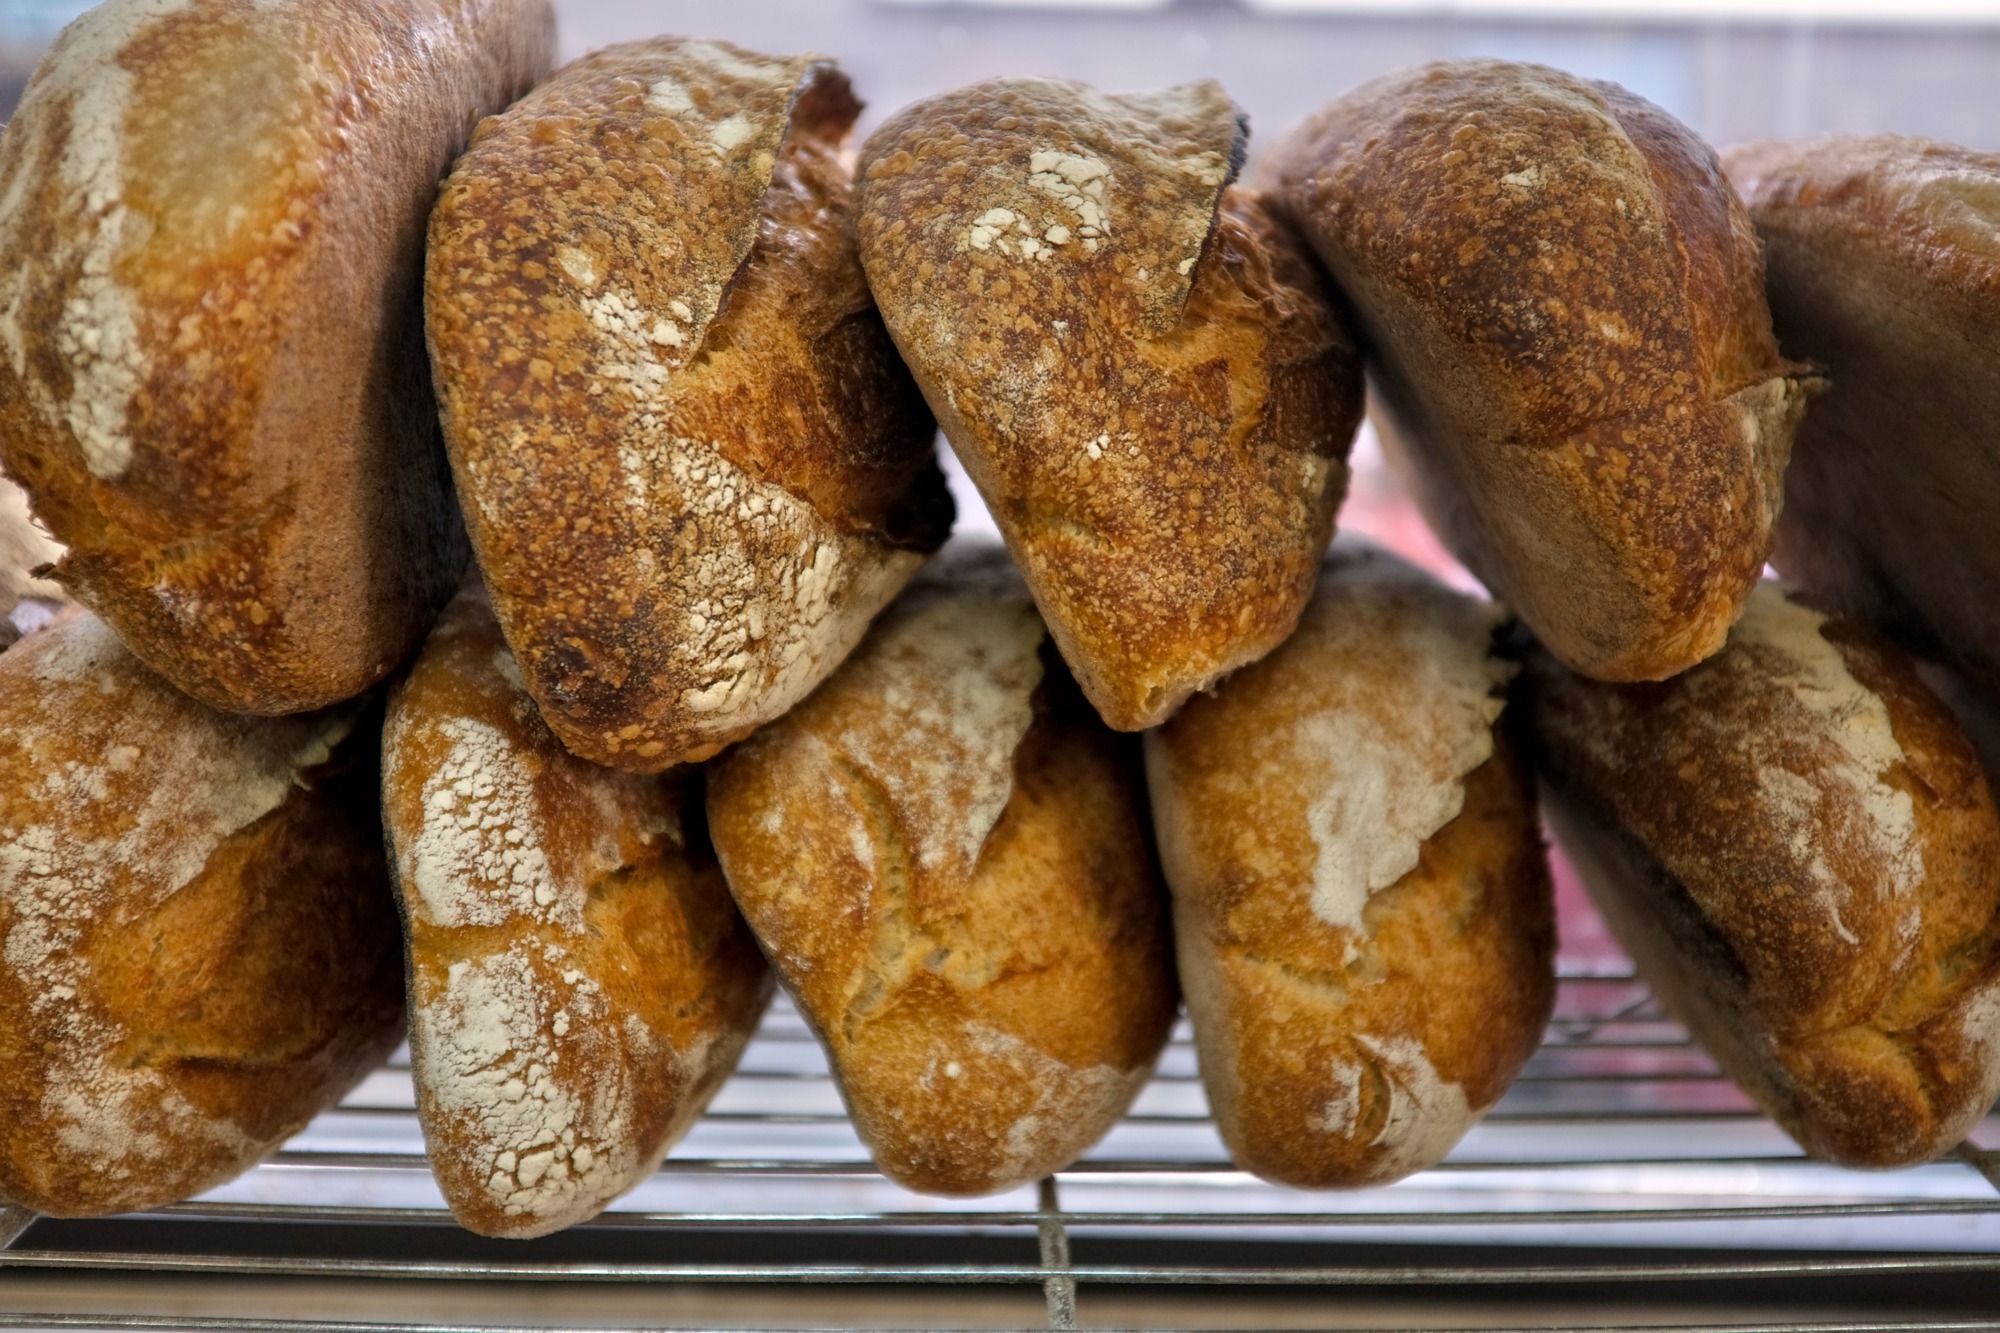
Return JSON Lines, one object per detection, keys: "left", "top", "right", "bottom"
{"left": 0, "top": 1204, "right": 35, "bottom": 1250}
{"left": 1035, "top": 1176, "right": 1076, "bottom": 1331}
{"left": 1955, "top": 1141, "right": 2000, "bottom": 1194}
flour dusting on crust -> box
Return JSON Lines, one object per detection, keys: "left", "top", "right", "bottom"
{"left": 0, "top": 612, "right": 351, "bottom": 1187}
{"left": 0, "top": 0, "right": 193, "bottom": 477}
{"left": 959, "top": 1020, "right": 1143, "bottom": 1186}
{"left": 415, "top": 948, "right": 642, "bottom": 1226}
{"left": 831, "top": 582, "right": 1045, "bottom": 883}
{"left": 1352, "top": 1035, "right": 1472, "bottom": 1177}
{"left": 655, "top": 440, "right": 921, "bottom": 747}
{"left": 394, "top": 716, "right": 572, "bottom": 931}
{"left": 1296, "top": 560, "right": 1512, "bottom": 934}
{"left": 1692, "top": 584, "right": 1923, "bottom": 940}
{"left": 1309, "top": 1036, "right": 1473, "bottom": 1178}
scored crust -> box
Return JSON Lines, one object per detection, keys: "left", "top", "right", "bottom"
{"left": 0, "top": 610, "right": 403, "bottom": 1217}
{"left": 0, "top": 0, "right": 555, "bottom": 714}
{"left": 1268, "top": 59, "right": 1821, "bottom": 683}
{"left": 1145, "top": 548, "right": 1554, "bottom": 1188}
{"left": 855, "top": 78, "right": 1362, "bottom": 732}
{"left": 705, "top": 550, "right": 1176, "bottom": 1195}
{"left": 382, "top": 580, "right": 773, "bottom": 1238}
{"left": 1724, "top": 135, "right": 2000, "bottom": 694}
{"left": 1521, "top": 583, "right": 2000, "bottom": 1166}
{"left": 426, "top": 38, "right": 949, "bottom": 773}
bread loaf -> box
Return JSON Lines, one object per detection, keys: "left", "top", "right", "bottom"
{"left": 854, "top": 78, "right": 1362, "bottom": 732}
{"left": 1268, "top": 60, "right": 1821, "bottom": 683}
{"left": 0, "top": 611, "right": 403, "bottom": 1217}
{"left": 425, "top": 38, "right": 948, "bottom": 773}
{"left": 1725, "top": 136, "right": 2000, "bottom": 693}
{"left": 1520, "top": 582, "right": 2000, "bottom": 1166}
{"left": 706, "top": 551, "right": 1175, "bottom": 1195}
{"left": 383, "top": 581, "right": 772, "bottom": 1238}
{"left": 1922, "top": 662, "right": 2000, "bottom": 789}
{"left": 1146, "top": 548, "right": 1553, "bottom": 1188}
{"left": 0, "top": 0, "right": 554, "bottom": 714}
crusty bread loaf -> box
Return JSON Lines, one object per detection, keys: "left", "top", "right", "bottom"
{"left": 426, "top": 38, "right": 948, "bottom": 773}
{"left": 706, "top": 550, "right": 1175, "bottom": 1195}
{"left": 1145, "top": 548, "right": 1553, "bottom": 1188}
{"left": 1268, "top": 60, "right": 1821, "bottom": 683}
{"left": 1922, "top": 662, "right": 2000, "bottom": 788}
{"left": 1520, "top": 582, "right": 2000, "bottom": 1167}
{"left": 383, "top": 580, "right": 772, "bottom": 1238}
{"left": 0, "top": 610, "right": 403, "bottom": 1217}
{"left": 1724, "top": 136, "right": 2000, "bottom": 693}
{"left": 0, "top": 0, "right": 554, "bottom": 715}
{"left": 854, "top": 78, "right": 1362, "bottom": 732}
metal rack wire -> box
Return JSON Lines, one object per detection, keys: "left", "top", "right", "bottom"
{"left": 5, "top": 960, "right": 2000, "bottom": 1331}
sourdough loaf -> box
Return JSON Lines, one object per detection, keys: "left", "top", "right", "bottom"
{"left": 1146, "top": 548, "right": 1554, "bottom": 1187}
{"left": 1269, "top": 60, "right": 1820, "bottom": 682}
{"left": 0, "top": 610, "right": 403, "bottom": 1216}
{"left": 383, "top": 581, "right": 772, "bottom": 1238}
{"left": 0, "top": 0, "right": 554, "bottom": 714}
{"left": 1725, "top": 136, "right": 2000, "bottom": 692}
{"left": 426, "top": 38, "right": 948, "bottom": 772}
{"left": 1521, "top": 582, "right": 2000, "bottom": 1166}
{"left": 706, "top": 550, "right": 1176, "bottom": 1195}
{"left": 854, "top": 78, "right": 1362, "bottom": 732}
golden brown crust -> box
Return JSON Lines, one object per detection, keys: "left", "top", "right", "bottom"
{"left": 1268, "top": 59, "right": 1820, "bottom": 683}
{"left": 855, "top": 78, "right": 1362, "bottom": 732}
{"left": 1724, "top": 135, "right": 2000, "bottom": 694}
{"left": 706, "top": 551, "right": 1176, "bottom": 1195}
{"left": 1146, "top": 549, "right": 1554, "bottom": 1188}
{"left": 382, "top": 580, "right": 772, "bottom": 1238}
{"left": 0, "top": 611, "right": 404, "bottom": 1216}
{"left": 1520, "top": 583, "right": 2000, "bottom": 1166}
{"left": 0, "top": 0, "right": 555, "bottom": 714}
{"left": 425, "top": 38, "right": 948, "bottom": 773}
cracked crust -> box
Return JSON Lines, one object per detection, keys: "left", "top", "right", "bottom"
{"left": 425, "top": 38, "right": 949, "bottom": 773}
{"left": 1145, "top": 549, "right": 1554, "bottom": 1188}
{"left": 1268, "top": 59, "right": 1821, "bottom": 683}
{"left": 855, "top": 78, "right": 1362, "bottom": 732}
{"left": 0, "top": 0, "right": 555, "bottom": 714}
{"left": 0, "top": 609, "right": 404, "bottom": 1216}
{"left": 1724, "top": 135, "right": 2000, "bottom": 694}
{"left": 705, "top": 550, "right": 1176, "bottom": 1195}
{"left": 1520, "top": 584, "right": 2000, "bottom": 1166}
{"left": 382, "top": 579, "right": 772, "bottom": 1238}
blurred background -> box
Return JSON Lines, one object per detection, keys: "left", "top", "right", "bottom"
{"left": 10, "top": 0, "right": 2000, "bottom": 150}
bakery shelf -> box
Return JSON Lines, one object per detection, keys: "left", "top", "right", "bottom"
{"left": 5, "top": 962, "right": 2000, "bottom": 1331}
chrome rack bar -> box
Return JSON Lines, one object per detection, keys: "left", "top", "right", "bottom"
{"left": 7, "top": 1250, "right": 2000, "bottom": 1285}
{"left": 1035, "top": 1176, "right": 1076, "bottom": 1330}
{"left": 0, "top": 1205, "right": 35, "bottom": 1250}
{"left": 1955, "top": 1141, "right": 2000, "bottom": 1194}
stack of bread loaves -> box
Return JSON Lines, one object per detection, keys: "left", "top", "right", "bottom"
{"left": 1268, "top": 63, "right": 2000, "bottom": 1172}
{"left": 1, "top": 0, "right": 1997, "bottom": 1230}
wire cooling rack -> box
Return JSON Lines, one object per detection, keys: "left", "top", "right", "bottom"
{"left": 6, "top": 959, "right": 2000, "bottom": 1332}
